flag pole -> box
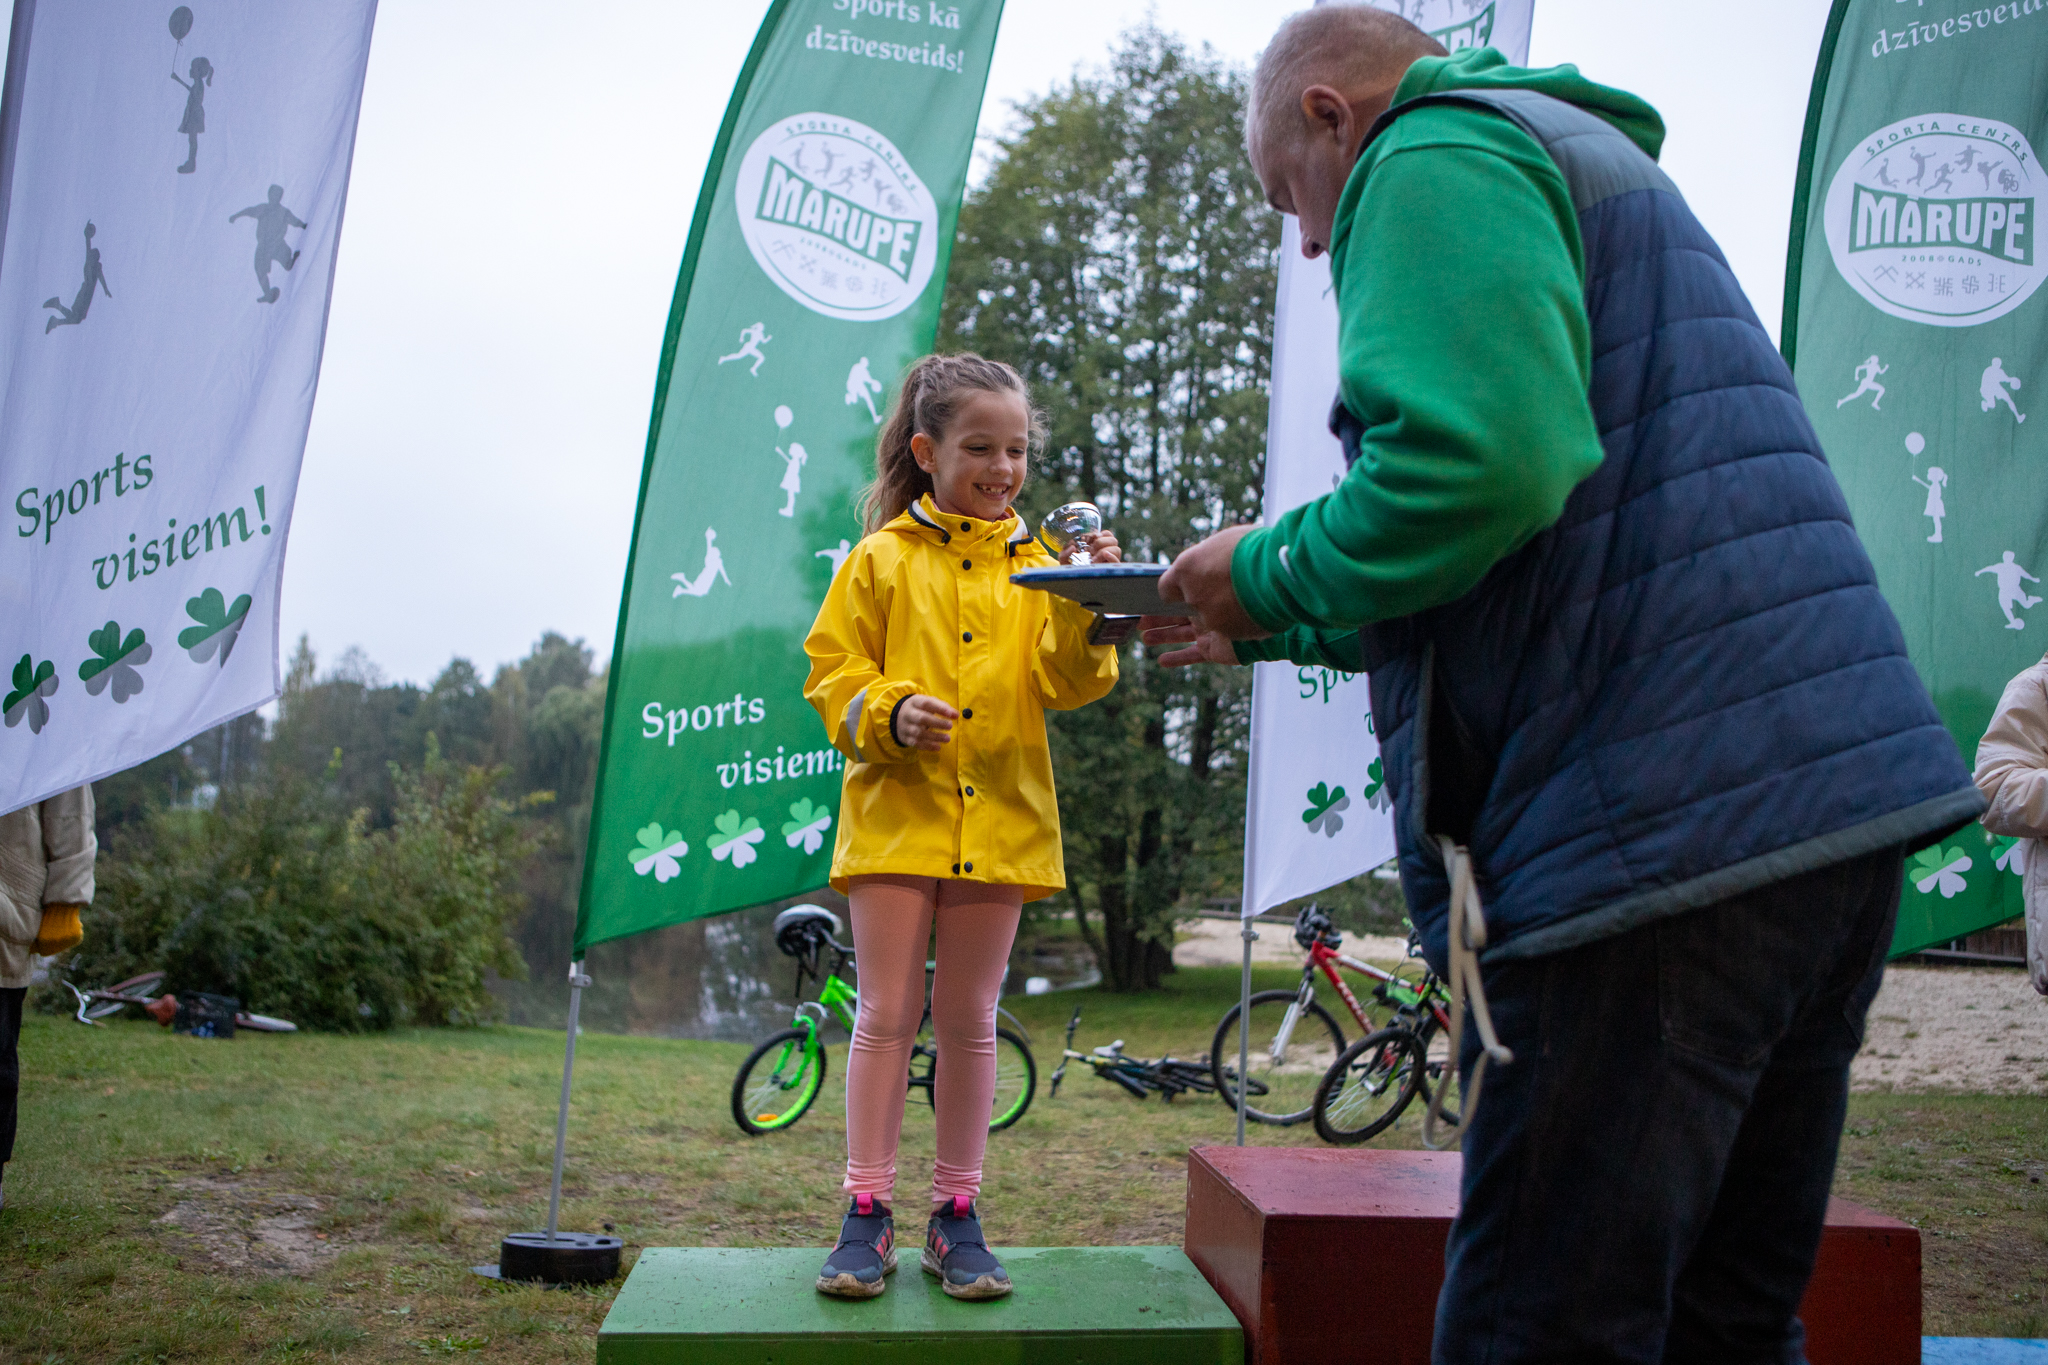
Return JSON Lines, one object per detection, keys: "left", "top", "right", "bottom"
{"left": 1237, "top": 916, "right": 1256, "bottom": 1147}
{"left": 544, "top": 958, "right": 589, "bottom": 1242}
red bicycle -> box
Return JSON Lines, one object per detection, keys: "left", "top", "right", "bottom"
{"left": 1211, "top": 904, "right": 1453, "bottom": 1128}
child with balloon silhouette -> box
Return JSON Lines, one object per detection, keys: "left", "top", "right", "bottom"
{"left": 170, "top": 56, "right": 212, "bottom": 174}
{"left": 166, "top": 7, "right": 210, "bottom": 175}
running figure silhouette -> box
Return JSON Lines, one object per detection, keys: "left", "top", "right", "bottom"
{"left": 1978, "top": 552, "right": 2043, "bottom": 630}
{"left": 170, "top": 55, "right": 213, "bottom": 174}
{"left": 671, "top": 528, "right": 733, "bottom": 598}
{"left": 845, "top": 356, "right": 883, "bottom": 423}
{"left": 717, "top": 322, "right": 772, "bottom": 376}
{"left": 1837, "top": 355, "right": 1888, "bottom": 410}
{"left": 229, "top": 185, "right": 305, "bottom": 303}
{"left": 777, "top": 443, "right": 808, "bottom": 518}
{"left": 43, "top": 222, "right": 110, "bottom": 333}
{"left": 1981, "top": 358, "right": 2026, "bottom": 423}
{"left": 1911, "top": 467, "right": 1949, "bottom": 543}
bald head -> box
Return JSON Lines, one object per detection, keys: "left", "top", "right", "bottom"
{"left": 1247, "top": 5, "right": 1446, "bottom": 158}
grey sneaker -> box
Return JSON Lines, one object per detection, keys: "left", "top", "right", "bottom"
{"left": 921, "top": 1197, "right": 1011, "bottom": 1300}
{"left": 817, "top": 1194, "right": 896, "bottom": 1298}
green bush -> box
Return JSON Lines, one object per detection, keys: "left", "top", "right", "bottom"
{"left": 60, "top": 741, "right": 543, "bottom": 1030}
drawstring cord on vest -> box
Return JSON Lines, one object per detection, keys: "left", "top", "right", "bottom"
{"left": 1422, "top": 836, "right": 1515, "bottom": 1151}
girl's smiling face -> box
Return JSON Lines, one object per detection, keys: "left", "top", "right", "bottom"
{"left": 911, "top": 389, "right": 1030, "bottom": 523}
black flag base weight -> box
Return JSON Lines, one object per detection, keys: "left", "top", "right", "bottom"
{"left": 479, "top": 1231, "right": 623, "bottom": 1286}
{"left": 477, "top": 960, "right": 623, "bottom": 1287}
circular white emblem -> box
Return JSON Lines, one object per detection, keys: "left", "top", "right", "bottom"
{"left": 733, "top": 113, "right": 939, "bottom": 323}
{"left": 1825, "top": 114, "right": 2042, "bottom": 327}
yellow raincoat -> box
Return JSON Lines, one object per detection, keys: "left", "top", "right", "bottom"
{"left": 803, "top": 494, "right": 1119, "bottom": 900}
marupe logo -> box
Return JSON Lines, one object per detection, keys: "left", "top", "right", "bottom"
{"left": 733, "top": 113, "right": 938, "bottom": 322}
{"left": 1824, "top": 113, "right": 2042, "bottom": 327}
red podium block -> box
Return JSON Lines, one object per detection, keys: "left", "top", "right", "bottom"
{"left": 1183, "top": 1146, "right": 1919, "bottom": 1365}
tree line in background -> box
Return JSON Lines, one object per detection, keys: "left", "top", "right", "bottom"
{"left": 60, "top": 632, "right": 603, "bottom": 1029}
{"left": 53, "top": 29, "right": 1401, "bottom": 1023}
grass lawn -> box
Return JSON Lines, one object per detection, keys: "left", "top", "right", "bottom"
{"left": 3, "top": 963, "right": 2043, "bottom": 1360}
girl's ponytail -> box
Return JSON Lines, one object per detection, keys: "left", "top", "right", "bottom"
{"left": 857, "top": 352, "right": 1044, "bottom": 535}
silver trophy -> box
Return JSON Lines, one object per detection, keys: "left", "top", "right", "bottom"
{"left": 1036, "top": 502, "right": 1104, "bottom": 564}
{"left": 1035, "top": 502, "right": 1137, "bottom": 645}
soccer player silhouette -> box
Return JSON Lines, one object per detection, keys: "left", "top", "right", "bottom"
{"left": 1978, "top": 552, "right": 2043, "bottom": 630}
{"left": 229, "top": 185, "right": 305, "bottom": 303}
{"left": 43, "top": 222, "right": 110, "bottom": 333}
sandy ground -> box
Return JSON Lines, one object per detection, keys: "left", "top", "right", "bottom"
{"left": 1856, "top": 965, "right": 2048, "bottom": 1094}
{"left": 1175, "top": 920, "right": 2048, "bottom": 1094}
{"left": 1173, "top": 915, "right": 1410, "bottom": 969}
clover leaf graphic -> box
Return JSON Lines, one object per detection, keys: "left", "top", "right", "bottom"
{"left": 1302, "top": 781, "right": 1350, "bottom": 838}
{"left": 709, "top": 809, "right": 766, "bottom": 869}
{"left": 79, "top": 621, "right": 151, "bottom": 703}
{"left": 4, "top": 654, "right": 58, "bottom": 733}
{"left": 1993, "top": 835, "right": 2031, "bottom": 877}
{"left": 1363, "top": 757, "right": 1390, "bottom": 813}
{"left": 781, "top": 797, "right": 833, "bottom": 855}
{"left": 1909, "top": 844, "right": 1973, "bottom": 898}
{"left": 178, "top": 587, "right": 252, "bottom": 665}
{"left": 628, "top": 822, "right": 689, "bottom": 882}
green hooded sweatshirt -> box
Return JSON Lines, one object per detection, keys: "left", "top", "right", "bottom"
{"left": 1233, "top": 50, "right": 1666, "bottom": 670}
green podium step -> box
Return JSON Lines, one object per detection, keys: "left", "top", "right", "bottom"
{"left": 597, "top": 1246, "right": 1244, "bottom": 1365}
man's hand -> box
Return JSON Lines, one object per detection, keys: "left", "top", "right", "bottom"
{"left": 1141, "top": 618, "right": 1242, "bottom": 668}
{"left": 1158, "top": 524, "right": 1269, "bottom": 641}
{"left": 894, "top": 695, "right": 957, "bottom": 751}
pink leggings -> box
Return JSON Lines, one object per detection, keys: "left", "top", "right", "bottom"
{"left": 842, "top": 875, "right": 1023, "bottom": 1208}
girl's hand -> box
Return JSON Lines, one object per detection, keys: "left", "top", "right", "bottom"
{"left": 895, "top": 695, "right": 958, "bottom": 751}
{"left": 1081, "top": 530, "right": 1121, "bottom": 564}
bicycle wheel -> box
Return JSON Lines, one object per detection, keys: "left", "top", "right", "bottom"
{"left": 731, "top": 1027, "right": 827, "bottom": 1135}
{"left": 1416, "top": 1018, "right": 1462, "bottom": 1129}
{"left": 918, "top": 1028, "right": 1039, "bottom": 1131}
{"left": 1211, "top": 989, "right": 1348, "bottom": 1126}
{"left": 989, "top": 1028, "right": 1037, "bottom": 1130}
{"left": 1313, "top": 1026, "right": 1425, "bottom": 1145}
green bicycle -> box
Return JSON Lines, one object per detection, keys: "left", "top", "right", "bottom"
{"left": 729, "top": 905, "right": 1038, "bottom": 1136}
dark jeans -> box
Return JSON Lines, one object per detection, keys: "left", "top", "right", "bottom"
{"left": 1434, "top": 846, "right": 1903, "bottom": 1365}
{"left": 1, "top": 985, "right": 23, "bottom": 1168}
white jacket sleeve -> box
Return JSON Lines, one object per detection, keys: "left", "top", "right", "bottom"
{"left": 40, "top": 784, "right": 97, "bottom": 905}
{"left": 1977, "top": 658, "right": 2048, "bottom": 840}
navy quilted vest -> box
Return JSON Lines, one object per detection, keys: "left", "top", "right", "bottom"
{"left": 1346, "top": 89, "right": 1983, "bottom": 968}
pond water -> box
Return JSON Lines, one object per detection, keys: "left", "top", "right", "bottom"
{"left": 491, "top": 894, "right": 1100, "bottom": 1043}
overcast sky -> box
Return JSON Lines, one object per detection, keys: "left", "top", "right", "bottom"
{"left": 253, "top": 0, "right": 1832, "bottom": 685}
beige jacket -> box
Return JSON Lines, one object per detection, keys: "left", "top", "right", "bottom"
{"left": 0, "top": 785, "right": 96, "bottom": 989}
{"left": 1975, "top": 654, "right": 2048, "bottom": 992}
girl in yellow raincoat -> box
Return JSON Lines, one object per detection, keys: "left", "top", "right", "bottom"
{"left": 803, "top": 354, "right": 1119, "bottom": 1303}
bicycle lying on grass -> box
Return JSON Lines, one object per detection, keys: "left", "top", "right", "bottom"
{"left": 1047, "top": 1008, "right": 1219, "bottom": 1101}
{"left": 729, "top": 905, "right": 1036, "bottom": 1136}
{"left": 63, "top": 970, "right": 297, "bottom": 1033}
{"left": 1210, "top": 904, "right": 1457, "bottom": 1137}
